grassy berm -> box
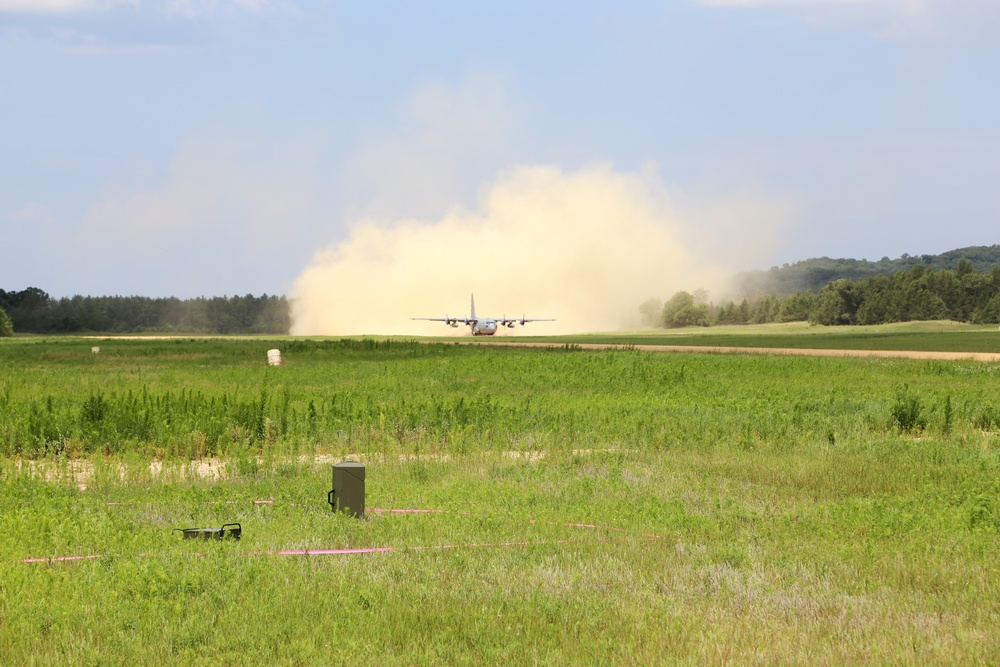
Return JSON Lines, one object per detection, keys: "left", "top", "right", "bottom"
{"left": 1, "top": 336, "right": 998, "bottom": 664}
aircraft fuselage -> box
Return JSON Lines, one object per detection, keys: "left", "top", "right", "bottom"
{"left": 471, "top": 319, "right": 498, "bottom": 336}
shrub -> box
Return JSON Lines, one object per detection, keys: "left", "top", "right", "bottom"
{"left": 890, "top": 386, "right": 927, "bottom": 433}
{"left": 972, "top": 406, "right": 999, "bottom": 431}
{"left": 0, "top": 306, "right": 12, "bottom": 337}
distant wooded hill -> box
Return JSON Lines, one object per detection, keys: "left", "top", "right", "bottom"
{"left": 737, "top": 245, "right": 1000, "bottom": 297}
{"left": 641, "top": 245, "right": 1000, "bottom": 329}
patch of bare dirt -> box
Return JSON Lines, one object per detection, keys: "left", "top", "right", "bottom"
{"left": 12, "top": 449, "right": 629, "bottom": 490}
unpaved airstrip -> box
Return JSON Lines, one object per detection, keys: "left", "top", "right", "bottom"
{"left": 466, "top": 341, "right": 1000, "bottom": 362}
{"left": 85, "top": 335, "right": 1000, "bottom": 362}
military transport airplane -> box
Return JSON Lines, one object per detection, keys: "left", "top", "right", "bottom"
{"left": 412, "top": 294, "right": 555, "bottom": 336}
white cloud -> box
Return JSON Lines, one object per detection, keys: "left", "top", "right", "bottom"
{"left": 0, "top": 0, "right": 278, "bottom": 15}
{"left": 0, "top": 0, "right": 295, "bottom": 53}
{"left": 0, "top": 0, "right": 132, "bottom": 12}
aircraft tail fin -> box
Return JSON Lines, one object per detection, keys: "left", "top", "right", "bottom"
{"left": 470, "top": 293, "right": 477, "bottom": 320}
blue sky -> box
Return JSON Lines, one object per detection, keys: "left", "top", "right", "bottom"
{"left": 2, "top": 0, "right": 999, "bottom": 300}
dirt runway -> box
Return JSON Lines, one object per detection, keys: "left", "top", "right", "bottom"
{"left": 83, "top": 334, "right": 1000, "bottom": 362}
{"left": 465, "top": 341, "right": 1000, "bottom": 362}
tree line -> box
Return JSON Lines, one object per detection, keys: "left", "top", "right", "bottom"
{"left": 0, "top": 288, "right": 290, "bottom": 335}
{"left": 646, "top": 260, "right": 1000, "bottom": 328}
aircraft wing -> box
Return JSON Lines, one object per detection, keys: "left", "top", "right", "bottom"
{"left": 411, "top": 317, "right": 474, "bottom": 324}
{"left": 498, "top": 317, "right": 556, "bottom": 326}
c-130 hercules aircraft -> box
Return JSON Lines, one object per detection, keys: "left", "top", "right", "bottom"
{"left": 412, "top": 294, "right": 555, "bottom": 336}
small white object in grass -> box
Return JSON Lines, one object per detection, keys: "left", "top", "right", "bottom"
{"left": 91, "top": 347, "right": 100, "bottom": 355}
{"left": 267, "top": 349, "right": 282, "bottom": 366}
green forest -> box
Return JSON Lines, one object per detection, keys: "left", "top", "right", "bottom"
{"left": 0, "top": 288, "right": 289, "bottom": 335}
{"left": 650, "top": 259, "right": 1000, "bottom": 328}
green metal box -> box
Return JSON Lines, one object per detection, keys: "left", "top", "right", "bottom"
{"left": 175, "top": 523, "right": 241, "bottom": 540}
{"left": 328, "top": 462, "right": 365, "bottom": 518}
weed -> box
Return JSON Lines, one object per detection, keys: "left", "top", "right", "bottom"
{"left": 890, "top": 386, "right": 927, "bottom": 433}
{"left": 973, "top": 406, "right": 999, "bottom": 431}
{"left": 942, "top": 393, "right": 954, "bottom": 435}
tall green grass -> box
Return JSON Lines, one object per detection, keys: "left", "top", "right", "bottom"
{"left": 2, "top": 337, "right": 999, "bottom": 663}
{"left": 2, "top": 337, "right": 1000, "bottom": 460}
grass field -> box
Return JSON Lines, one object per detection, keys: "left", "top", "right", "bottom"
{"left": 510, "top": 320, "right": 1000, "bottom": 353}
{"left": 2, "top": 332, "right": 999, "bottom": 663}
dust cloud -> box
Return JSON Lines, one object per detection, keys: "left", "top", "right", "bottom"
{"left": 290, "top": 164, "right": 775, "bottom": 336}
